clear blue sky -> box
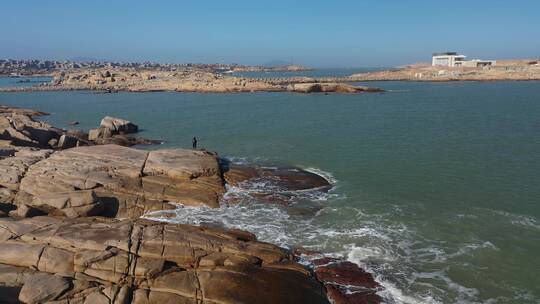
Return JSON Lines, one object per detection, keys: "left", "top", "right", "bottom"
{"left": 1, "top": 0, "right": 539, "bottom": 67}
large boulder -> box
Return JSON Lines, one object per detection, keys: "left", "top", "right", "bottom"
{"left": 0, "top": 216, "right": 330, "bottom": 304}
{"left": 15, "top": 145, "right": 225, "bottom": 217}
{"left": 100, "top": 116, "right": 138, "bottom": 134}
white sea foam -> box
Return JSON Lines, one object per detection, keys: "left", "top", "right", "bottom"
{"left": 480, "top": 209, "right": 540, "bottom": 230}
{"left": 304, "top": 167, "right": 338, "bottom": 185}
{"left": 142, "top": 162, "right": 496, "bottom": 304}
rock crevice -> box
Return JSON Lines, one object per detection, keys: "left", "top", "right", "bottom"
{"left": 0, "top": 217, "right": 330, "bottom": 304}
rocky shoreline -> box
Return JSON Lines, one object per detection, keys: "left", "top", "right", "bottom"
{"left": 349, "top": 61, "right": 540, "bottom": 82}
{"left": 0, "top": 69, "right": 383, "bottom": 94}
{"left": 0, "top": 105, "right": 382, "bottom": 303}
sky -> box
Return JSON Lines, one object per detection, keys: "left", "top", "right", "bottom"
{"left": 1, "top": 0, "right": 539, "bottom": 67}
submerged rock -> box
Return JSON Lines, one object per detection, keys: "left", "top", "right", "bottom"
{"left": 223, "top": 163, "right": 331, "bottom": 191}
{"left": 222, "top": 162, "right": 332, "bottom": 205}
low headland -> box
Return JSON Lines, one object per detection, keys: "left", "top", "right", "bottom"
{"left": 349, "top": 59, "right": 540, "bottom": 82}
{"left": 1, "top": 58, "right": 539, "bottom": 96}
{"left": 1, "top": 59, "right": 377, "bottom": 94}
{"left": 0, "top": 104, "right": 383, "bottom": 303}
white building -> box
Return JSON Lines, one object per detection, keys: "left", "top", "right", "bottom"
{"left": 432, "top": 52, "right": 496, "bottom": 67}
{"left": 432, "top": 52, "right": 466, "bottom": 67}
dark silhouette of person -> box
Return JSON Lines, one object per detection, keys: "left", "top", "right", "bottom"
{"left": 192, "top": 137, "right": 197, "bottom": 149}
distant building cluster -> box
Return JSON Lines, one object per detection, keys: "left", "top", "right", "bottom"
{"left": 432, "top": 52, "right": 496, "bottom": 68}
{"left": 0, "top": 59, "right": 237, "bottom": 76}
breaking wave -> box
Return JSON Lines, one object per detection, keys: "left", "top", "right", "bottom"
{"left": 143, "top": 162, "right": 502, "bottom": 304}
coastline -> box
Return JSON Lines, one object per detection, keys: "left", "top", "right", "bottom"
{"left": 0, "top": 69, "right": 384, "bottom": 94}
{"left": 0, "top": 104, "right": 383, "bottom": 304}
{"left": 2, "top": 60, "right": 540, "bottom": 95}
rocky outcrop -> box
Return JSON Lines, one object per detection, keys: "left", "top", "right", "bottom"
{"left": 11, "top": 145, "right": 224, "bottom": 218}
{"left": 100, "top": 116, "right": 138, "bottom": 134}
{"left": 287, "top": 83, "right": 384, "bottom": 93}
{"left": 0, "top": 105, "right": 48, "bottom": 117}
{"left": 0, "top": 105, "right": 383, "bottom": 303}
{"left": 0, "top": 216, "right": 329, "bottom": 304}
{"left": 88, "top": 116, "right": 161, "bottom": 147}
{"left": 0, "top": 109, "right": 63, "bottom": 148}
{"left": 0, "top": 105, "right": 160, "bottom": 150}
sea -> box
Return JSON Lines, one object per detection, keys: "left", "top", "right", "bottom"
{"left": 0, "top": 71, "right": 539, "bottom": 304}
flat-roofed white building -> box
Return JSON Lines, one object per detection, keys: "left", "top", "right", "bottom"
{"left": 458, "top": 59, "right": 497, "bottom": 67}
{"left": 432, "top": 52, "right": 496, "bottom": 67}
{"left": 432, "top": 52, "right": 466, "bottom": 67}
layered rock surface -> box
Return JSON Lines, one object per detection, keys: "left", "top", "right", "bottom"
{"left": 10, "top": 145, "right": 225, "bottom": 218}
{"left": 0, "top": 105, "right": 382, "bottom": 304}
{"left": 0, "top": 216, "right": 329, "bottom": 304}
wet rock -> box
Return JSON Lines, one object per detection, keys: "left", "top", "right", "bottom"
{"left": 68, "top": 121, "right": 79, "bottom": 126}
{"left": 223, "top": 163, "right": 330, "bottom": 191}
{"left": 324, "top": 284, "right": 382, "bottom": 304}
{"left": 313, "top": 257, "right": 382, "bottom": 304}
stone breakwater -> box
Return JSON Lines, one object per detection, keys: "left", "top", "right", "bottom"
{"left": 0, "top": 105, "right": 383, "bottom": 303}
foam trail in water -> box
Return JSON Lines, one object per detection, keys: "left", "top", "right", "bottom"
{"left": 143, "top": 164, "right": 486, "bottom": 304}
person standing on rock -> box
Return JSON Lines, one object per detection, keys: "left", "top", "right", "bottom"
{"left": 192, "top": 137, "right": 198, "bottom": 149}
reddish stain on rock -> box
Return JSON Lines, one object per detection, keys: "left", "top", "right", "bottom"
{"left": 312, "top": 257, "right": 382, "bottom": 304}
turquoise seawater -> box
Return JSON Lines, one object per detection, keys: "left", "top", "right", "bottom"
{"left": 0, "top": 79, "right": 539, "bottom": 303}
{"left": 0, "top": 76, "right": 52, "bottom": 88}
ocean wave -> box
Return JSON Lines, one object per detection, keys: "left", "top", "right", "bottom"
{"left": 304, "top": 167, "right": 339, "bottom": 185}
{"left": 142, "top": 160, "right": 495, "bottom": 304}
{"left": 143, "top": 198, "right": 486, "bottom": 304}
{"left": 491, "top": 210, "right": 540, "bottom": 230}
